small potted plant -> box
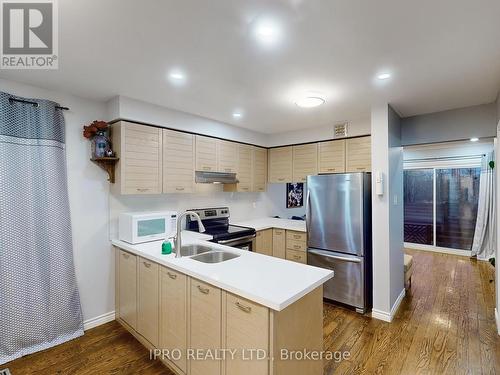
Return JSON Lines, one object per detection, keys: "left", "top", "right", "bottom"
{"left": 83, "top": 120, "right": 113, "bottom": 158}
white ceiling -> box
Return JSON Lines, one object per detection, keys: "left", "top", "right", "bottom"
{"left": 1, "top": 0, "right": 500, "bottom": 134}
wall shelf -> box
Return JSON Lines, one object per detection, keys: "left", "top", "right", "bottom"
{"left": 91, "top": 157, "right": 119, "bottom": 183}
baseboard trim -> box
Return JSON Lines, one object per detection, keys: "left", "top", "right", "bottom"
{"left": 371, "top": 289, "right": 406, "bottom": 323}
{"left": 495, "top": 308, "right": 500, "bottom": 335}
{"left": 404, "top": 243, "right": 471, "bottom": 257}
{"left": 83, "top": 311, "right": 116, "bottom": 331}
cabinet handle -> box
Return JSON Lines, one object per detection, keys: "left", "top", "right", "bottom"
{"left": 242, "top": 187, "right": 249, "bottom": 191}
{"left": 293, "top": 235, "right": 301, "bottom": 239}
{"left": 293, "top": 255, "right": 302, "bottom": 260}
{"left": 293, "top": 245, "right": 301, "bottom": 249}
{"left": 356, "top": 167, "right": 365, "bottom": 170}
{"left": 327, "top": 168, "right": 335, "bottom": 171}
{"left": 143, "top": 261, "right": 151, "bottom": 268}
{"left": 224, "top": 168, "right": 232, "bottom": 172}
{"left": 197, "top": 285, "right": 210, "bottom": 295}
{"left": 278, "top": 178, "right": 285, "bottom": 181}
{"left": 121, "top": 252, "right": 130, "bottom": 259}
{"left": 137, "top": 188, "right": 149, "bottom": 192}
{"left": 167, "top": 272, "right": 177, "bottom": 279}
{"left": 175, "top": 187, "right": 185, "bottom": 191}
{"left": 235, "top": 301, "right": 252, "bottom": 313}
{"left": 203, "top": 166, "right": 211, "bottom": 171}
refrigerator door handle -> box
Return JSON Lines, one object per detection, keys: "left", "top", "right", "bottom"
{"left": 306, "top": 190, "right": 311, "bottom": 234}
{"left": 308, "top": 249, "right": 362, "bottom": 263}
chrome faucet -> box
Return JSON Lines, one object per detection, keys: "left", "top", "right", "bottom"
{"left": 174, "top": 211, "right": 206, "bottom": 258}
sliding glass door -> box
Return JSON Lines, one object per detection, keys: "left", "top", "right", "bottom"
{"left": 404, "top": 167, "right": 481, "bottom": 251}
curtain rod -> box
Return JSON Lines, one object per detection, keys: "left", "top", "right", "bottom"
{"left": 8, "top": 97, "right": 69, "bottom": 111}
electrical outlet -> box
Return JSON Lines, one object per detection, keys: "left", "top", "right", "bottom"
{"left": 252, "top": 202, "right": 257, "bottom": 209}
{"left": 393, "top": 195, "right": 398, "bottom": 205}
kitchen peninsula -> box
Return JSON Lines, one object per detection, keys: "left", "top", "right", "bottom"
{"left": 112, "top": 230, "right": 332, "bottom": 375}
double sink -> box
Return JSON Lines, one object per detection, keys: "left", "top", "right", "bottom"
{"left": 179, "top": 244, "right": 240, "bottom": 263}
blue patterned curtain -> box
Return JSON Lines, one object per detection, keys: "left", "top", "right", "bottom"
{"left": 0, "top": 91, "right": 83, "bottom": 365}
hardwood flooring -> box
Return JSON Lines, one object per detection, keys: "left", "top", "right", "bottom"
{"left": 4, "top": 250, "right": 499, "bottom": 374}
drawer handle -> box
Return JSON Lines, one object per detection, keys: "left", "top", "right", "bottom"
{"left": 236, "top": 301, "right": 252, "bottom": 313}
{"left": 137, "top": 188, "right": 149, "bottom": 192}
{"left": 293, "top": 245, "right": 301, "bottom": 249}
{"left": 293, "top": 235, "right": 301, "bottom": 239}
{"left": 175, "top": 187, "right": 185, "bottom": 191}
{"left": 197, "top": 285, "right": 210, "bottom": 295}
{"left": 293, "top": 255, "right": 301, "bottom": 260}
{"left": 143, "top": 261, "right": 152, "bottom": 268}
{"left": 121, "top": 252, "right": 130, "bottom": 259}
{"left": 167, "top": 272, "right": 177, "bottom": 279}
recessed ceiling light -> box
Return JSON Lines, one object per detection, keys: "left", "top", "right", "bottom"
{"left": 295, "top": 94, "right": 325, "bottom": 108}
{"left": 377, "top": 73, "right": 391, "bottom": 80}
{"left": 168, "top": 69, "right": 187, "bottom": 85}
{"left": 232, "top": 112, "right": 243, "bottom": 119}
{"left": 253, "top": 18, "right": 282, "bottom": 46}
{"left": 470, "top": 137, "right": 479, "bottom": 142}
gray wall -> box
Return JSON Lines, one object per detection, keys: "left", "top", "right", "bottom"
{"left": 401, "top": 103, "right": 497, "bottom": 146}
{"left": 497, "top": 92, "right": 500, "bottom": 123}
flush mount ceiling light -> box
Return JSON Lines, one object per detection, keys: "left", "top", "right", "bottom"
{"left": 295, "top": 93, "right": 325, "bottom": 108}
{"left": 470, "top": 137, "right": 479, "bottom": 142}
{"left": 232, "top": 111, "right": 243, "bottom": 119}
{"left": 253, "top": 18, "right": 282, "bottom": 46}
{"left": 168, "top": 69, "right": 187, "bottom": 85}
{"left": 377, "top": 72, "right": 391, "bottom": 80}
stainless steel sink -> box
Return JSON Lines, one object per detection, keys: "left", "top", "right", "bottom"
{"left": 179, "top": 244, "right": 213, "bottom": 257}
{"left": 190, "top": 251, "right": 240, "bottom": 263}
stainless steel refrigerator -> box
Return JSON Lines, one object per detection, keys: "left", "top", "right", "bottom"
{"left": 306, "top": 173, "right": 372, "bottom": 313}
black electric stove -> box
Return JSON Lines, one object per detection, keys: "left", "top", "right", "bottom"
{"left": 186, "top": 207, "right": 256, "bottom": 250}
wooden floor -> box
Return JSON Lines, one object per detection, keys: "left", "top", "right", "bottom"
{"left": 4, "top": 250, "right": 499, "bottom": 375}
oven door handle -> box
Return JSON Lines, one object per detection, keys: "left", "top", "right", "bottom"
{"left": 217, "top": 234, "right": 256, "bottom": 245}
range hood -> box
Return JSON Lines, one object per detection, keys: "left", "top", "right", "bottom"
{"left": 195, "top": 171, "right": 239, "bottom": 184}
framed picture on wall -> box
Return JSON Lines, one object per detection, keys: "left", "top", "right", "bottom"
{"left": 286, "top": 183, "right": 304, "bottom": 208}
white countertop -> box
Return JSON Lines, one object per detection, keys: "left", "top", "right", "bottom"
{"left": 233, "top": 217, "right": 307, "bottom": 232}
{"left": 112, "top": 230, "right": 332, "bottom": 311}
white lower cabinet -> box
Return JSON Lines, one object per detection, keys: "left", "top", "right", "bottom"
{"left": 160, "top": 267, "right": 188, "bottom": 374}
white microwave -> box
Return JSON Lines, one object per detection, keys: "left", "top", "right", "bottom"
{"left": 119, "top": 211, "right": 178, "bottom": 244}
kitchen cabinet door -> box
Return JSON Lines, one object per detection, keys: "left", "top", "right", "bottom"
{"left": 195, "top": 135, "right": 217, "bottom": 172}
{"left": 252, "top": 147, "right": 268, "bottom": 192}
{"left": 190, "top": 279, "right": 222, "bottom": 375}
{"left": 255, "top": 229, "right": 273, "bottom": 256}
{"left": 318, "top": 140, "right": 346, "bottom": 174}
{"left": 138, "top": 257, "right": 159, "bottom": 347}
{"left": 292, "top": 143, "right": 318, "bottom": 182}
{"left": 160, "top": 267, "right": 188, "bottom": 374}
{"left": 345, "top": 136, "right": 371, "bottom": 172}
{"left": 224, "top": 144, "right": 252, "bottom": 192}
{"left": 163, "top": 130, "right": 195, "bottom": 193}
{"left": 118, "top": 249, "right": 137, "bottom": 330}
{"left": 112, "top": 121, "right": 163, "bottom": 195}
{"left": 225, "top": 293, "right": 270, "bottom": 375}
{"left": 268, "top": 146, "right": 293, "bottom": 183}
{"left": 217, "top": 139, "right": 238, "bottom": 173}
{"left": 272, "top": 229, "right": 286, "bottom": 259}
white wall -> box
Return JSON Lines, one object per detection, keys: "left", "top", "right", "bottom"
{"left": 109, "top": 96, "right": 269, "bottom": 146}
{"left": 266, "top": 117, "right": 370, "bottom": 147}
{"left": 401, "top": 103, "right": 497, "bottom": 146}
{"left": 371, "top": 103, "right": 404, "bottom": 321}
{"left": 496, "top": 92, "right": 500, "bottom": 334}
{"left": 265, "top": 183, "right": 307, "bottom": 219}
{"left": 0, "top": 78, "right": 113, "bottom": 324}
{"left": 109, "top": 187, "right": 269, "bottom": 238}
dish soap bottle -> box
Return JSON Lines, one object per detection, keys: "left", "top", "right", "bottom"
{"left": 162, "top": 238, "right": 174, "bottom": 255}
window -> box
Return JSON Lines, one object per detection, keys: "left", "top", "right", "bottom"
{"left": 403, "top": 167, "right": 481, "bottom": 251}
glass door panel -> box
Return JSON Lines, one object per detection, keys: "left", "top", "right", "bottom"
{"left": 403, "top": 169, "right": 434, "bottom": 245}
{"left": 435, "top": 168, "right": 480, "bottom": 250}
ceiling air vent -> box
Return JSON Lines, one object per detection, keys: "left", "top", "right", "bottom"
{"left": 333, "top": 123, "right": 348, "bottom": 138}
